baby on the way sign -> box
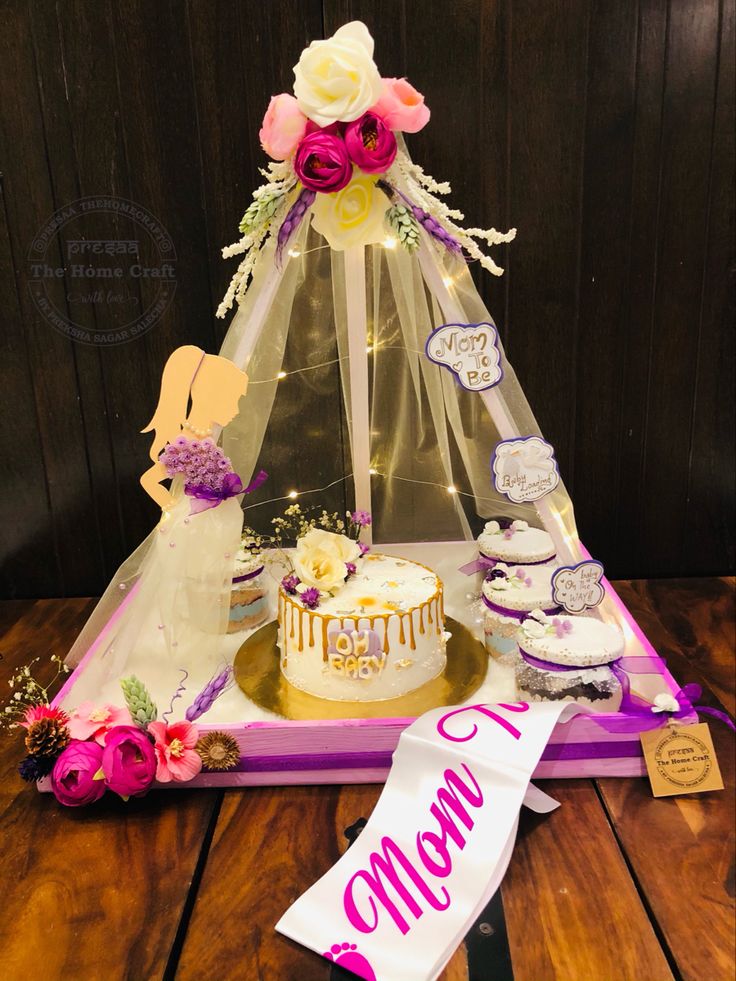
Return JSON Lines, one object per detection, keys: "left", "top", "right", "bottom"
{"left": 277, "top": 700, "right": 578, "bottom": 981}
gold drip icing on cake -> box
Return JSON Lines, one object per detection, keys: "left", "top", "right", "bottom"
{"left": 279, "top": 565, "right": 443, "bottom": 663}
{"left": 235, "top": 616, "right": 487, "bottom": 719}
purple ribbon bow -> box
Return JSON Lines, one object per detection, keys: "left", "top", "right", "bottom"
{"left": 520, "top": 645, "right": 735, "bottom": 734}
{"left": 186, "top": 468, "right": 268, "bottom": 515}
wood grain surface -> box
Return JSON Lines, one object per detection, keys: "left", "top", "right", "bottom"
{"left": 0, "top": 580, "right": 732, "bottom": 981}
{"left": 1, "top": 0, "right": 733, "bottom": 598}
{"left": 0, "top": 599, "right": 221, "bottom": 981}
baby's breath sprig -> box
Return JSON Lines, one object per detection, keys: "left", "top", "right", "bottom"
{"left": 389, "top": 150, "right": 516, "bottom": 275}
{"left": 1, "top": 654, "right": 71, "bottom": 731}
{"left": 217, "top": 161, "right": 297, "bottom": 318}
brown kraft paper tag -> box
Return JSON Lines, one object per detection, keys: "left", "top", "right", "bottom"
{"left": 641, "top": 722, "right": 724, "bottom": 797}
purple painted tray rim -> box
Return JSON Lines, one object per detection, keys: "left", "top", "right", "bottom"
{"left": 50, "top": 541, "right": 692, "bottom": 783}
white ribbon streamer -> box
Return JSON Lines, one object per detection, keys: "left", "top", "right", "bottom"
{"left": 277, "top": 699, "right": 578, "bottom": 981}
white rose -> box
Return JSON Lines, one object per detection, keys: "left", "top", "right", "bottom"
{"left": 522, "top": 619, "right": 546, "bottom": 639}
{"left": 297, "top": 528, "right": 360, "bottom": 564}
{"left": 293, "top": 21, "right": 382, "bottom": 127}
{"left": 511, "top": 519, "right": 529, "bottom": 532}
{"left": 294, "top": 547, "right": 347, "bottom": 593}
{"left": 311, "top": 175, "right": 388, "bottom": 251}
{"left": 651, "top": 692, "right": 680, "bottom": 714}
{"left": 484, "top": 520, "right": 501, "bottom": 535}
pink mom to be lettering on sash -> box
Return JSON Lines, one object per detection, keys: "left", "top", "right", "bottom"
{"left": 277, "top": 700, "right": 579, "bottom": 981}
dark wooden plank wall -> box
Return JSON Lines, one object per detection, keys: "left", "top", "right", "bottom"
{"left": 0, "top": 0, "right": 733, "bottom": 598}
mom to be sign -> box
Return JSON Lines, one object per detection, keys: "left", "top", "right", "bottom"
{"left": 425, "top": 321, "right": 503, "bottom": 392}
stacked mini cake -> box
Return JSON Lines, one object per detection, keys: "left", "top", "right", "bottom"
{"left": 515, "top": 612, "right": 624, "bottom": 710}
{"left": 481, "top": 563, "right": 560, "bottom": 662}
{"left": 477, "top": 519, "right": 559, "bottom": 662}
{"left": 477, "top": 519, "right": 557, "bottom": 567}
{"left": 228, "top": 546, "right": 268, "bottom": 633}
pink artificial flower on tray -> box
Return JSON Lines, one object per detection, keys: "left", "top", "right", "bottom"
{"left": 148, "top": 720, "right": 202, "bottom": 783}
{"left": 102, "top": 725, "right": 157, "bottom": 798}
{"left": 67, "top": 701, "right": 133, "bottom": 744}
{"left": 50, "top": 741, "right": 106, "bottom": 808}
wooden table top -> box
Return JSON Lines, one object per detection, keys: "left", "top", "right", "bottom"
{"left": 0, "top": 578, "right": 733, "bottom": 981}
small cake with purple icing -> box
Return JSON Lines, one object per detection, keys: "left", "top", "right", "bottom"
{"left": 515, "top": 612, "right": 624, "bottom": 710}
{"left": 228, "top": 545, "right": 268, "bottom": 633}
{"left": 477, "top": 519, "right": 556, "bottom": 567}
{"left": 481, "top": 563, "right": 559, "bottom": 662}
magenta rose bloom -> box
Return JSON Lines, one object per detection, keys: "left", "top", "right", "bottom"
{"left": 51, "top": 740, "right": 106, "bottom": 808}
{"left": 294, "top": 131, "right": 352, "bottom": 193}
{"left": 102, "top": 725, "right": 157, "bottom": 798}
{"left": 344, "top": 112, "right": 397, "bottom": 174}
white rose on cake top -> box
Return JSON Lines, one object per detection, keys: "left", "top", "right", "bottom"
{"left": 478, "top": 519, "right": 556, "bottom": 566}
{"left": 293, "top": 21, "right": 382, "bottom": 126}
{"left": 293, "top": 529, "right": 361, "bottom": 594}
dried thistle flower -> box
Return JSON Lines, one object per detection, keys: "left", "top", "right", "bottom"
{"left": 196, "top": 731, "right": 240, "bottom": 771}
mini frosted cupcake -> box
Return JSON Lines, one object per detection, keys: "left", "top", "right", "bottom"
{"left": 481, "top": 563, "right": 560, "bottom": 662}
{"left": 228, "top": 547, "right": 268, "bottom": 633}
{"left": 477, "top": 519, "right": 556, "bottom": 567}
{"left": 515, "top": 612, "right": 624, "bottom": 710}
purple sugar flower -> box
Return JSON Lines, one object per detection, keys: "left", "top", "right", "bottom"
{"left": 345, "top": 562, "right": 357, "bottom": 578}
{"left": 281, "top": 575, "right": 300, "bottom": 595}
{"left": 503, "top": 528, "right": 514, "bottom": 540}
{"left": 277, "top": 188, "right": 316, "bottom": 264}
{"left": 185, "top": 667, "right": 233, "bottom": 722}
{"left": 299, "top": 587, "right": 320, "bottom": 610}
{"left": 358, "top": 542, "right": 370, "bottom": 556}
{"left": 351, "top": 510, "right": 372, "bottom": 527}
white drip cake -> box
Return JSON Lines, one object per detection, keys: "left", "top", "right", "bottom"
{"left": 278, "top": 552, "right": 449, "bottom": 701}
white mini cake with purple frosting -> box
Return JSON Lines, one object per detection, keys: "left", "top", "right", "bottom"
{"left": 515, "top": 612, "right": 625, "bottom": 711}
{"left": 478, "top": 519, "right": 556, "bottom": 566}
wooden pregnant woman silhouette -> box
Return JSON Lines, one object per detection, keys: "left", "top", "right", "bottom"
{"left": 64, "top": 345, "right": 250, "bottom": 690}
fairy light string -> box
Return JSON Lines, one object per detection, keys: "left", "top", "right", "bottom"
{"left": 241, "top": 467, "right": 499, "bottom": 513}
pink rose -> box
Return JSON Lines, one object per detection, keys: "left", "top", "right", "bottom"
{"left": 51, "top": 741, "right": 106, "bottom": 807}
{"left": 102, "top": 725, "right": 157, "bottom": 798}
{"left": 67, "top": 701, "right": 133, "bottom": 744}
{"left": 259, "top": 93, "right": 309, "bottom": 161}
{"left": 294, "top": 131, "right": 353, "bottom": 193}
{"left": 148, "top": 720, "right": 202, "bottom": 783}
{"left": 344, "top": 112, "right": 397, "bottom": 174}
{"left": 371, "top": 77, "right": 430, "bottom": 134}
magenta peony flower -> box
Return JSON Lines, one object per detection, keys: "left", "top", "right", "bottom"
{"left": 344, "top": 112, "right": 397, "bottom": 174}
{"left": 51, "top": 740, "right": 106, "bottom": 807}
{"left": 147, "top": 720, "right": 202, "bottom": 783}
{"left": 101, "top": 725, "right": 157, "bottom": 798}
{"left": 294, "top": 131, "right": 353, "bottom": 193}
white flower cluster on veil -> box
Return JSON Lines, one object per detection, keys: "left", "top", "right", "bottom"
{"left": 217, "top": 21, "right": 516, "bottom": 318}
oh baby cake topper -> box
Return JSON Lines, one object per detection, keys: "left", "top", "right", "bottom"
{"left": 328, "top": 626, "right": 386, "bottom": 679}
{"left": 492, "top": 436, "right": 560, "bottom": 504}
{"left": 425, "top": 322, "right": 503, "bottom": 392}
